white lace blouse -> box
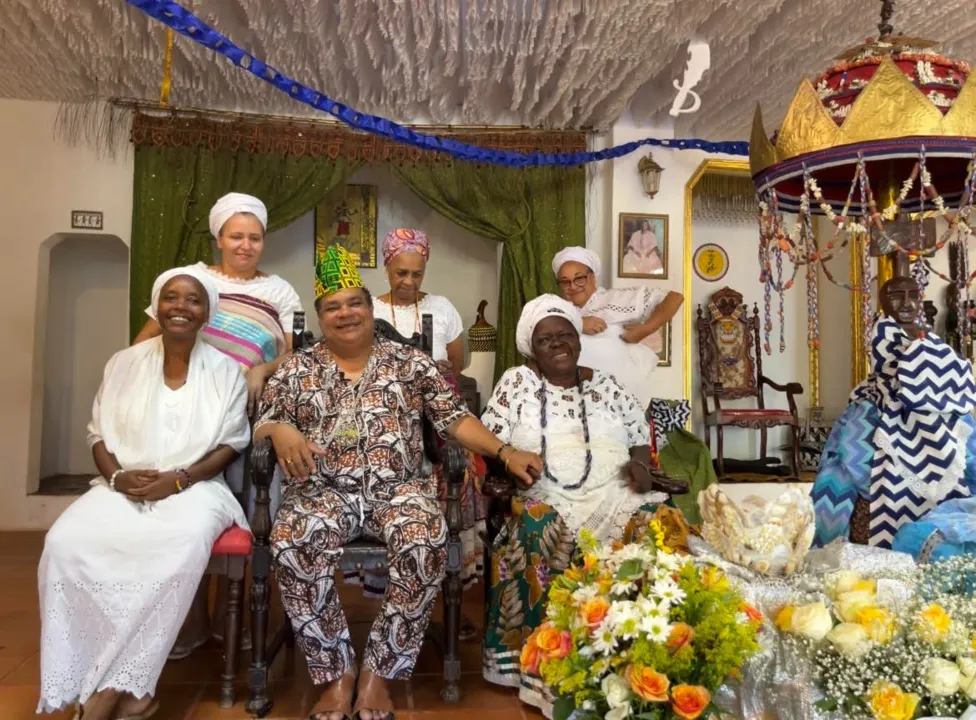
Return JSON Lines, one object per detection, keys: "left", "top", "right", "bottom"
{"left": 372, "top": 294, "right": 464, "bottom": 362}
{"left": 481, "top": 366, "right": 662, "bottom": 541}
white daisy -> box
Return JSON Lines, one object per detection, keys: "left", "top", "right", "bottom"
{"left": 653, "top": 579, "right": 686, "bottom": 606}
{"left": 611, "top": 579, "right": 636, "bottom": 596}
{"left": 592, "top": 618, "right": 618, "bottom": 655}
{"left": 640, "top": 614, "right": 672, "bottom": 643}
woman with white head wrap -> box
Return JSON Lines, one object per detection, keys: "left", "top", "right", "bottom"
{"left": 550, "top": 245, "right": 684, "bottom": 406}
{"left": 38, "top": 269, "right": 250, "bottom": 720}
{"left": 133, "top": 194, "right": 302, "bottom": 657}
{"left": 481, "top": 294, "right": 688, "bottom": 711}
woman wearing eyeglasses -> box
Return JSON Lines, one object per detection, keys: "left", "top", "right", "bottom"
{"left": 552, "top": 247, "right": 682, "bottom": 406}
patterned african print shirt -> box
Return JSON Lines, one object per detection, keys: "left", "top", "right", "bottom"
{"left": 255, "top": 338, "right": 470, "bottom": 500}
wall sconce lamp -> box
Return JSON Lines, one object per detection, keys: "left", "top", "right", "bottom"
{"left": 638, "top": 152, "right": 664, "bottom": 198}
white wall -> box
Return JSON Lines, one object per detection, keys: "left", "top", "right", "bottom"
{"left": 0, "top": 100, "right": 134, "bottom": 529}
{"left": 40, "top": 235, "right": 129, "bottom": 482}
{"left": 257, "top": 165, "right": 500, "bottom": 342}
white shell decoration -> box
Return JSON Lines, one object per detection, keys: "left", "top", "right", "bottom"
{"left": 698, "top": 485, "right": 816, "bottom": 577}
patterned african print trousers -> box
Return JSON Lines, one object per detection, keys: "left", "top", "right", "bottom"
{"left": 271, "top": 484, "right": 447, "bottom": 684}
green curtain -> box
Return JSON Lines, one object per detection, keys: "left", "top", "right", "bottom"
{"left": 129, "top": 145, "right": 359, "bottom": 339}
{"left": 392, "top": 161, "right": 585, "bottom": 378}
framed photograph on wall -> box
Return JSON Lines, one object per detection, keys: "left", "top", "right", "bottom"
{"left": 643, "top": 320, "right": 672, "bottom": 367}
{"left": 314, "top": 184, "right": 378, "bottom": 268}
{"left": 618, "top": 213, "right": 668, "bottom": 279}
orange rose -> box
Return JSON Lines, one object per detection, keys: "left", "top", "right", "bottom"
{"left": 579, "top": 597, "right": 611, "bottom": 631}
{"left": 667, "top": 622, "right": 695, "bottom": 653}
{"left": 671, "top": 684, "right": 711, "bottom": 720}
{"left": 536, "top": 625, "right": 573, "bottom": 661}
{"left": 626, "top": 665, "right": 670, "bottom": 702}
{"left": 520, "top": 638, "right": 541, "bottom": 675}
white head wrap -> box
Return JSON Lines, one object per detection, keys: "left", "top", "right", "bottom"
{"left": 150, "top": 266, "right": 220, "bottom": 325}
{"left": 551, "top": 246, "right": 601, "bottom": 277}
{"left": 516, "top": 294, "right": 583, "bottom": 358}
{"left": 209, "top": 192, "right": 268, "bottom": 238}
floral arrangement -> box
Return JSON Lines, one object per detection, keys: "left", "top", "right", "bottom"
{"left": 775, "top": 557, "right": 976, "bottom": 719}
{"left": 519, "top": 521, "right": 761, "bottom": 720}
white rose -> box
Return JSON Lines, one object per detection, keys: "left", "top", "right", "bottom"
{"left": 605, "top": 704, "right": 631, "bottom": 720}
{"left": 924, "top": 657, "right": 961, "bottom": 696}
{"left": 601, "top": 673, "right": 632, "bottom": 709}
{"left": 826, "top": 622, "right": 872, "bottom": 658}
{"left": 834, "top": 590, "right": 876, "bottom": 623}
{"left": 825, "top": 570, "right": 862, "bottom": 600}
{"left": 958, "top": 658, "right": 976, "bottom": 700}
{"left": 790, "top": 601, "right": 834, "bottom": 641}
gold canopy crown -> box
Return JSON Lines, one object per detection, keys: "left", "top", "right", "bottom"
{"left": 750, "top": 56, "right": 976, "bottom": 177}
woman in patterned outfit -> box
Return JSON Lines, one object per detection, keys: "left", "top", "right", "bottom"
{"left": 480, "top": 295, "right": 687, "bottom": 715}
{"left": 254, "top": 245, "right": 543, "bottom": 720}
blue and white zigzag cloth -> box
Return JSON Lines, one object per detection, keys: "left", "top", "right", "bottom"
{"left": 857, "top": 317, "right": 976, "bottom": 547}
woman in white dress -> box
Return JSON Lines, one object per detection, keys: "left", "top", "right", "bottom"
{"left": 552, "top": 246, "right": 683, "bottom": 407}
{"left": 623, "top": 219, "right": 665, "bottom": 275}
{"left": 480, "top": 295, "right": 687, "bottom": 712}
{"left": 38, "top": 267, "right": 250, "bottom": 720}
{"left": 134, "top": 193, "right": 301, "bottom": 657}
{"left": 363, "top": 227, "right": 484, "bottom": 636}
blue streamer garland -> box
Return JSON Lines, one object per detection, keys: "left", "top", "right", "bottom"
{"left": 126, "top": 0, "right": 751, "bottom": 166}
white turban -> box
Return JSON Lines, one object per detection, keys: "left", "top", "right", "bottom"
{"left": 551, "top": 246, "right": 601, "bottom": 277}
{"left": 209, "top": 192, "right": 268, "bottom": 238}
{"left": 150, "top": 266, "right": 220, "bottom": 325}
{"left": 516, "top": 294, "right": 583, "bottom": 358}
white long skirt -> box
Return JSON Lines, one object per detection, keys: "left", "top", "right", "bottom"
{"left": 37, "top": 479, "right": 246, "bottom": 713}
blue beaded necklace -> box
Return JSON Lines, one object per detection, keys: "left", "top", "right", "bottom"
{"left": 539, "top": 371, "right": 593, "bottom": 490}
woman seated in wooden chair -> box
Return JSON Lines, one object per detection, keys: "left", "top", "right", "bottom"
{"left": 37, "top": 268, "right": 250, "bottom": 720}
{"left": 479, "top": 295, "right": 688, "bottom": 716}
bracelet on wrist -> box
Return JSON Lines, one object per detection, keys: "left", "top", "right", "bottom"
{"left": 175, "top": 469, "right": 192, "bottom": 493}
{"left": 109, "top": 469, "right": 123, "bottom": 491}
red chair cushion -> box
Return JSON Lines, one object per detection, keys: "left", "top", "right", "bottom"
{"left": 211, "top": 525, "right": 252, "bottom": 556}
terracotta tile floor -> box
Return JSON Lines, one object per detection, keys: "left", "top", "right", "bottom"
{"left": 0, "top": 531, "right": 541, "bottom": 720}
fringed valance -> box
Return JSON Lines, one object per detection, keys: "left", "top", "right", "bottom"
{"left": 691, "top": 173, "right": 757, "bottom": 223}
{"left": 129, "top": 111, "right": 587, "bottom": 163}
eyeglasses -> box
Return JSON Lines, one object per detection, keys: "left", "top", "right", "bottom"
{"left": 556, "top": 273, "right": 590, "bottom": 290}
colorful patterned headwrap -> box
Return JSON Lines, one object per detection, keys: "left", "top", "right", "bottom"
{"left": 315, "top": 245, "right": 365, "bottom": 298}
{"left": 382, "top": 228, "right": 430, "bottom": 266}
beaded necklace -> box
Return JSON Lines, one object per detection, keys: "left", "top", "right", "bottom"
{"left": 539, "top": 371, "right": 593, "bottom": 490}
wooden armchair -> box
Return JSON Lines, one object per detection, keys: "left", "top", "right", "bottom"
{"left": 695, "top": 287, "right": 803, "bottom": 480}
{"left": 245, "top": 314, "right": 468, "bottom": 717}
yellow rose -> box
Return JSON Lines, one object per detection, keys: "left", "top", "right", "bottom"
{"left": 916, "top": 604, "right": 952, "bottom": 644}
{"left": 826, "top": 622, "right": 872, "bottom": 658}
{"left": 853, "top": 578, "right": 877, "bottom": 594}
{"left": 835, "top": 589, "right": 877, "bottom": 623}
{"left": 867, "top": 680, "right": 920, "bottom": 720}
{"left": 856, "top": 607, "right": 896, "bottom": 644}
{"left": 825, "top": 570, "right": 862, "bottom": 600}
{"left": 775, "top": 606, "right": 796, "bottom": 632}
{"left": 924, "top": 657, "right": 961, "bottom": 696}
{"left": 789, "top": 601, "right": 834, "bottom": 641}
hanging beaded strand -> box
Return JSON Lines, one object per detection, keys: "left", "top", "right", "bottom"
{"left": 539, "top": 372, "right": 593, "bottom": 491}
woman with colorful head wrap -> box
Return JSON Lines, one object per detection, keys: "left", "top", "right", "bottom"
{"left": 134, "top": 192, "right": 303, "bottom": 659}
{"left": 373, "top": 228, "right": 465, "bottom": 378}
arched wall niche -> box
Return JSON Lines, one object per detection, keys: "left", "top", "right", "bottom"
{"left": 27, "top": 232, "right": 128, "bottom": 495}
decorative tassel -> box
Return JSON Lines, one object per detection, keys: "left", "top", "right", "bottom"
{"left": 160, "top": 28, "right": 175, "bottom": 106}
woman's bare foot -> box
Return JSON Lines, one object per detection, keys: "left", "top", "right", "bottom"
{"left": 79, "top": 689, "right": 121, "bottom": 720}
{"left": 309, "top": 669, "right": 357, "bottom": 720}
{"left": 353, "top": 670, "right": 394, "bottom": 720}
{"left": 112, "top": 694, "right": 157, "bottom": 719}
